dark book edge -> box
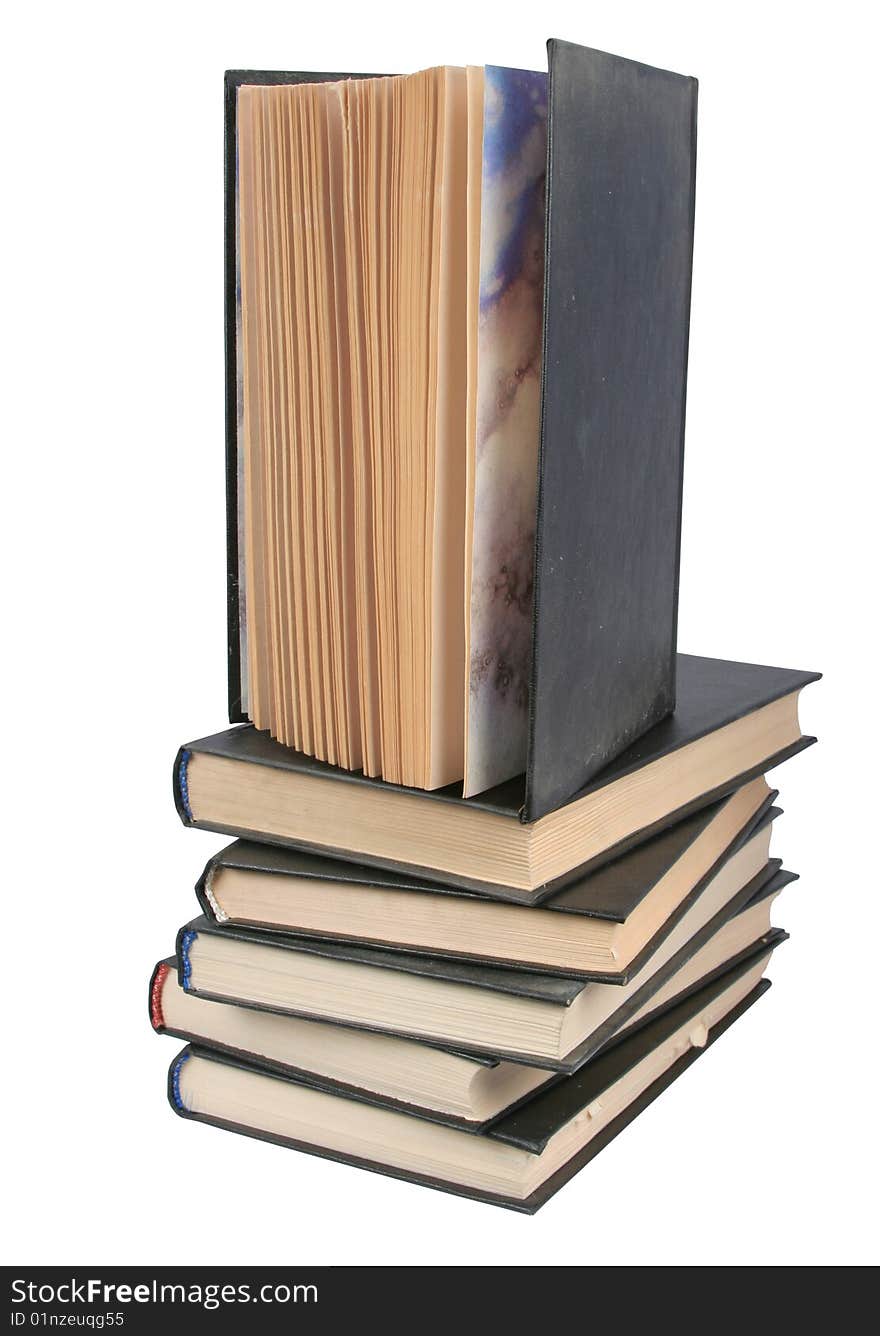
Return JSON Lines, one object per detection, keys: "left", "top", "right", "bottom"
{"left": 667, "top": 70, "right": 698, "bottom": 706}
{"left": 528, "top": 662, "right": 820, "bottom": 822}
{"left": 523, "top": 42, "right": 699, "bottom": 819}
{"left": 549, "top": 925, "right": 786, "bottom": 1077}
{"left": 223, "top": 71, "right": 243, "bottom": 723}
{"left": 490, "top": 942, "right": 775, "bottom": 1150}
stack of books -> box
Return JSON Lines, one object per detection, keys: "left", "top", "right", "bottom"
{"left": 150, "top": 40, "right": 819, "bottom": 1212}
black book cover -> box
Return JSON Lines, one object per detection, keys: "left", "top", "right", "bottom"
{"left": 174, "top": 862, "right": 792, "bottom": 1072}
{"left": 195, "top": 796, "right": 780, "bottom": 979}
{"left": 525, "top": 39, "right": 697, "bottom": 818}
{"left": 176, "top": 653, "right": 817, "bottom": 897}
{"left": 168, "top": 958, "right": 772, "bottom": 1212}
{"left": 224, "top": 40, "right": 700, "bottom": 817}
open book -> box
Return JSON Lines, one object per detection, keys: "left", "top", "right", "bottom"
{"left": 227, "top": 41, "right": 699, "bottom": 816}
{"left": 236, "top": 64, "right": 546, "bottom": 793}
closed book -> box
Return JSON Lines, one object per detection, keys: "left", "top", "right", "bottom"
{"left": 173, "top": 844, "right": 793, "bottom": 1072}
{"left": 152, "top": 873, "right": 783, "bottom": 1130}
{"left": 176, "top": 652, "right": 818, "bottom": 897}
{"left": 196, "top": 781, "right": 778, "bottom": 978}
{"left": 168, "top": 954, "right": 773, "bottom": 1212}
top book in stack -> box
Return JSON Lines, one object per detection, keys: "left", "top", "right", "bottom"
{"left": 224, "top": 40, "right": 698, "bottom": 818}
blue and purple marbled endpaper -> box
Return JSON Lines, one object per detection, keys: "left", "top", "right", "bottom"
{"left": 465, "top": 66, "right": 547, "bottom": 797}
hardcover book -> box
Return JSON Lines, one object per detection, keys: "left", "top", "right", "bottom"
{"left": 196, "top": 779, "right": 777, "bottom": 977}
{"left": 168, "top": 955, "right": 773, "bottom": 1211}
{"left": 176, "top": 653, "right": 818, "bottom": 895}
{"left": 173, "top": 844, "right": 791, "bottom": 1072}
{"left": 153, "top": 875, "right": 784, "bottom": 1128}
{"left": 225, "top": 39, "right": 699, "bottom": 815}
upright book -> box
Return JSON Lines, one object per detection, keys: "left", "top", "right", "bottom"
{"left": 225, "top": 39, "right": 699, "bottom": 815}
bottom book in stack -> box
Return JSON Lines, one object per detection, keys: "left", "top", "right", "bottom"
{"left": 162, "top": 957, "right": 773, "bottom": 1212}
{"left": 151, "top": 846, "right": 790, "bottom": 1211}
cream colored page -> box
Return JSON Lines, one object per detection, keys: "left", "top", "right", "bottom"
{"left": 427, "top": 67, "right": 468, "bottom": 788}
{"left": 462, "top": 67, "right": 485, "bottom": 789}
{"left": 388, "top": 75, "right": 412, "bottom": 782}
{"left": 325, "top": 86, "right": 363, "bottom": 769}
{"left": 419, "top": 69, "right": 441, "bottom": 784}
{"left": 239, "top": 70, "right": 488, "bottom": 788}
{"left": 303, "top": 90, "right": 339, "bottom": 760}
{"left": 366, "top": 79, "right": 402, "bottom": 781}
{"left": 308, "top": 84, "right": 347, "bottom": 765}
{"left": 237, "top": 90, "right": 270, "bottom": 728}
{"left": 395, "top": 71, "right": 425, "bottom": 785}
{"left": 255, "top": 91, "right": 287, "bottom": 741}
{"left": 276, "top": 95, "right": 303, "bottom": 744}
{"left": 273, "top": 89, "right": 304, "bottom": 750}
{"left": 464, "top": 67, "right": 548, "bottom": 797}
{"left": 285, "top": 87, "right": 320, "bottom": 753}
{"left": 338, "top": 80, "right": 382, "bottom": 775}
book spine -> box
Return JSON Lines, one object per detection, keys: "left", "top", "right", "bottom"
{"left": 172, "top": 747, "right": 194, "bottom": 825}
{"left": 667, "top": 75, "right": 699, "bottom": 700}
{"left": 167, "top": 1049, "right": 192, "bottom": 1114}
{"left": 195, "top": 857, "right": 226, "bottom": 923}
{"left": 224, "top": 73, "right": 245, "bottom": 724}
{"left": 149, "top": 960, "right": 171, "bottom": 1032}
{"left": 177, "top": 927, "right": 199, "bottom": 993}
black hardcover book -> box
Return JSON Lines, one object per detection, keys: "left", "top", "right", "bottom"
{"left": 168, "top": 954, "right": 773, "bottom": 1212}
{"left": 224, "top": 39, "right": 699, "bottom": 816}
{"left": 173, "top": 857, "right": 793, "bottom": 1073}
{"left": 175, "top": 653, "right": 818, "bottom": 897}
{"left": 195, "top": 782, "right": 779, "bottom": 977}
{"left": 152, "top": 872, "right": 784, "bottom": 1133}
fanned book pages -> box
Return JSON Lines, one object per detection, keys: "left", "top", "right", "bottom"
{"left": 226, "top": 40, "right": 701, "bottom": 816}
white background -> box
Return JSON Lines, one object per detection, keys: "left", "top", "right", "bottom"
{"left": 2, "top": 0, "right": 876, "bottom": 1267}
